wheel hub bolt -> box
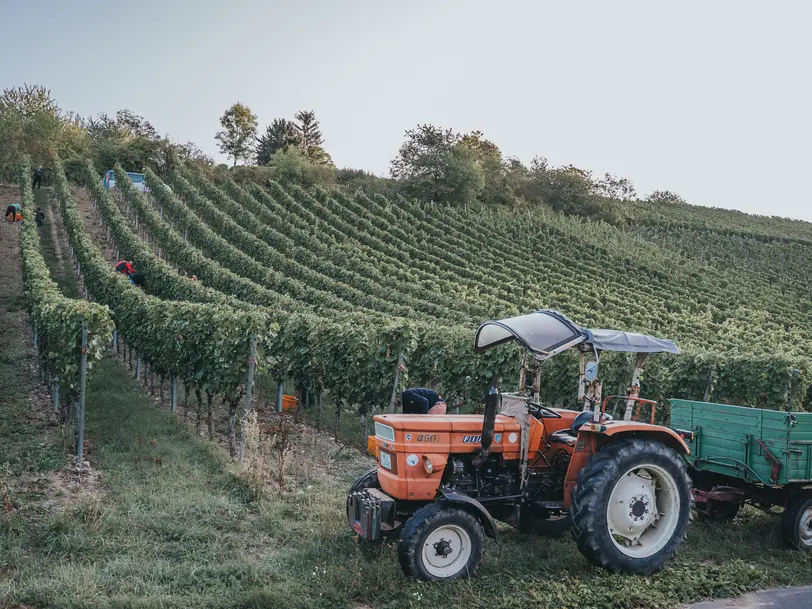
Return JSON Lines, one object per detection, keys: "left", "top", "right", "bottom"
{"left": 433, "top": 538, "right": 453, "bottom": 558}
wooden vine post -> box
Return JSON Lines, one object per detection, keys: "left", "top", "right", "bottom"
{"left": 238, "top": 334, "right": 258, "bottom": 461}
{"left": 76, "top": 322, "right": 88, "bottom": 465}
{"left": 703, "top": 367, "right": 715, "bottom": 402}
{"left": 387, "top": 350, "right": 405, "bottom": 414}
{"left": 171, "top": 376, "right": 178, "bottom": 413}
{"left": 276, "top": 380, "right": 284, "bottom": 414}
{"left": 52, "top": 376, "right": 60, "bottom": 411}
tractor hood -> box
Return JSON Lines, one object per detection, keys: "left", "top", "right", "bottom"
{"left": 474, "top": 309, "right": 679, "bottom": 360}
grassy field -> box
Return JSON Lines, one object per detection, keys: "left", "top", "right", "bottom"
{"left": 2, "top": 188, "right": 812, "bottom": 608}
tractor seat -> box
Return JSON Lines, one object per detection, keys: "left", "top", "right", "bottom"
{"left": 549, "top": 411, "right": 613, "bottom": 446}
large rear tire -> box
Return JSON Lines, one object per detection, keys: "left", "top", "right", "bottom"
{"left": 781, "top": 489, "right": 812, "bottom": 551}
{"left": 571, "top": 438, "right": 692, "bottom": 575}
{"left": 397, "top": 503, "right": 485, "bottom": 581}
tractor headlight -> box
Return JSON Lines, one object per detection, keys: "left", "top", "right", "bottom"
{"left": 423, "top": 456, "right": 434, "bottom": 474}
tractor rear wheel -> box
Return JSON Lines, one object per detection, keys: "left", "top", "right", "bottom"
{"left": 397, "top": 503, "right": 485, "bottom": 581}
{"left": 571, "top": 438, "right": 692, "bottom": 575}
{"left": 781, "top": 490, "right": 812, "bottom": 551}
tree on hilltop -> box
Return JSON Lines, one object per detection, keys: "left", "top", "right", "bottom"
{"left": 390, "top": 124, "right": 459, "bottom": 202}
{"left": 215, "top": 102, "right": 258, "bottom": 166}
{"left": 594, "top": 173, "right": 637, "bottom": 200}
{"left": 646, "top": 190, "right": 686, "bottom": 205}
{"left": 0, "top": 84, "right": 66, "bottom": 176}
{"left": 293, "top": 110, "right": 331, "bottom": 164}
{"left": 256, "top": 118, "right": 300, "bottom": 165}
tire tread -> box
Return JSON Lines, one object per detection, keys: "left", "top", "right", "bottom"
{"left": 397, "top": 503, "right": 486, "bottom": 581}
{"left": 570, "top": 438, "right": 693, "bottom": 575}
{"left": 781, "top": 489, "right": 812, "bottom": 550}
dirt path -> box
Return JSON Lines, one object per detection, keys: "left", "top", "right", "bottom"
{"left": 0, "top": 184, "right": 46, "bottom": 431}
{"left": 46, "top": 193, "right": 68, "bottom": 268}
{"left": 0, "top": 184, "right": 38, "bottom": 411}
{"left": 0, "top": 184, "right": 72, "bottom": 519}
{"left": 73, "top": 186, "right": 118, "bottom": 263}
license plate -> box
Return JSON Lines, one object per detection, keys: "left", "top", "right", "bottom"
{"left": 379, "top": 451, "right": 392, "bottom": 470}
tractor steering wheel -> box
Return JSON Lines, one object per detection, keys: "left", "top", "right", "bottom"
{"left": 527, "top": 401, "right": 562, "bottom": 419}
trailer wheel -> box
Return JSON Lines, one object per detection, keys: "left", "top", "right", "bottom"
{"left": 571, "top": 438, "right": 692, "bottom": 575}
{"left": 781, "top": 490, "right": 812, "bottom": 551}
{"left": 397, "top": 503, "right": 485, "bottom": 581}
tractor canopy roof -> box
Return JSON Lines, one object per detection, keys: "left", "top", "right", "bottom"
{"left": 474, "top": 309, "right": 679, "bottom": 361}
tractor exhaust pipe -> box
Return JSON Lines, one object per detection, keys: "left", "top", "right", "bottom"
{"left": 481, "top": 374, "right": 499, "bottom": 453}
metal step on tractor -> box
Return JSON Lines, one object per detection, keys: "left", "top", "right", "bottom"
{"left": 347, "top": 310, "right": 693, "bottom": 581}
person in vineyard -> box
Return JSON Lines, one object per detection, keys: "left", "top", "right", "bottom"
{"left": 397, "top": 388, "right": 447, "bottom": 415}
{"left": 129, "top": 272, "right": 145, "bottom": 289}
{"left": 32, "top": 166, "right": 44, "bottom": 189}
{"left": 114, "top": 260, "right": 136, "bottom": 276}
{"left": 35, "top": 208, "right": 45, "bottom": 227}
{"left": 5, "top": 204, "right": 16, "bottom": 222}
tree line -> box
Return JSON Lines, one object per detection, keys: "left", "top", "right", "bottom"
{"left": 214, "top": 101, "right": 686, "bottom": 223}
{"left": 0, "top": 83, "right": 687, "bottom": 223}
{"left": 0, "top": 84, "right": 210, "bottom": 184}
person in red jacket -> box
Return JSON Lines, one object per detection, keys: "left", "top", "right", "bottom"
{"left": 114, "top": 260, "right": 135, "bottom": 276}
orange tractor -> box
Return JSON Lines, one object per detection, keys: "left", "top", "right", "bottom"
{"left": 347, "top": 310, "right": 693, "bottom": 581}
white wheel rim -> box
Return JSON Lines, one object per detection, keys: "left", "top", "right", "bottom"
{"left": 606, "top": 463, "right": 680, "bottom": 558}
{"left": 421, "top": 524, "right": 472, "bottom": 578}
{"left": 799, "top": 506, "right": 812, "bottom": 547}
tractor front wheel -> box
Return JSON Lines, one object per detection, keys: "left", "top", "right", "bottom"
{"left": 781, "top": 490, "right": 812, "bottom": 551}
{"left": 397, "top": 503, "right": 485, "bottom": 581}
{"left": 571, "top": 439, "right": 692, "bottom": 575}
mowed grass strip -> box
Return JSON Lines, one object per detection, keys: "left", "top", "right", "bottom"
{"left": 6, "top": 370, "right": 812, "bottom": 609}
{"left": 2, "top": 356, "right": 371, "bottom": 609}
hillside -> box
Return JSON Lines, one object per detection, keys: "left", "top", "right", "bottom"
{"left": 12, "top": 153, "right": 804, "bottom": 427}
{"left": 5, "top": 159, "right": 812, "bottom": 609}
{"left": 152, "top": 168, "right": 812, "bottom": 411}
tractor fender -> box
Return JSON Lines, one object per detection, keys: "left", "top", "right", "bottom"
{"left": 437, "top": 488, "right": 499, "bottom": 540}
{"left": 595, "top": 423, "right": 690, "bottom": 455}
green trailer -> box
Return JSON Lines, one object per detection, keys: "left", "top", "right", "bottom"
{"left": 671, "top": 398, "right": 812, "bottom": 549}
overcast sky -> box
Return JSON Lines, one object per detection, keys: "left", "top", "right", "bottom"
{"left": 1, "top": 0, "right": 810, "bottom": 219}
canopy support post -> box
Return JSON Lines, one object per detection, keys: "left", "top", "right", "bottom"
{"left": 518, "top": 352, "right": 527, "bottom": 395}
{"left": 532, "top": 366, "right": 541, "bottom": 404}
{"left": 624, "top": 353, "right": 648, "bottom": 422}
{"left": 577, "top": 351, "right": 586, "bottom": 406}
